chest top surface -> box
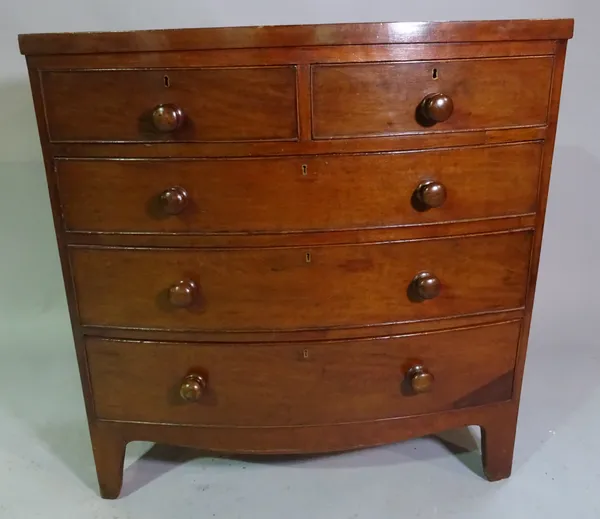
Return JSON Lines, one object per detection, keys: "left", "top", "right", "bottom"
{"left": 19, "top": 18, "right": 574, "bottom": 55}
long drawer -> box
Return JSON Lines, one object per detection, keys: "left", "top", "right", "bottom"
{"left": 87, "top": 321, "right": 520, "bottom": 426}
{"left": 70, "top": 231, "right": 532, "bottom": 332}
{"left": 58, "top": 143, "right": 542, "bottom": 234}
{"left": 312, "top": 57, "right": 553, "bottom": 138}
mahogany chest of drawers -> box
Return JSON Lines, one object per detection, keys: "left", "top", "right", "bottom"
{"left": 19, "top": 18, "right": 573, "bottom": 498}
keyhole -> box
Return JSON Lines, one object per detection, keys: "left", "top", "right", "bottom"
{"left": 302, "top": 164, "right": 308, "bottom": 176}
{"left": 432, "top": 68, "right": 439, "bottom": 80}
{"left": 305, "top": 252, "right": 311, "bottom": 263}
{"left": 164, "top": 75, "right": 171, "bottom": 88}
{"left": 303, "top": 349, "right": 309, "bottom": 359}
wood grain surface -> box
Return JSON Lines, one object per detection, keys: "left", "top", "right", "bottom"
{"left": 87, "top": 321, "right": 520, "bottom": 426}
{"left": 69, "top": 231, "right": 532, "bottom": 331}
{"left": 57, "top": 142, "right": 542, "bottom": 234}
{"left": 313, "top": 58, "right": 553, "bottom": 138}
{"left": 41, "top": 67, "right": 298, "bottom": 143}
{"left": 19, "top": 19, "right": 574, "bottom": 55}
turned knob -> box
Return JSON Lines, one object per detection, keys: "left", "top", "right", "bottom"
{"left": 414, "top": 181, "right": 447, "bottom": 209}
{"left": 412, "top": 272, "right": 441, "bottom": 300}
{"left": 180, "top": 374, "right": 207, "bottom": 402}
{"left": 160, "top": 186, "right": 188, "bottom": 215}
{"left": 168, "top": 279, "right": 197, "bottom": 308}
{"left": 406, "top": 365, "right": 434, "bottom": 394}
{"left": 419, "top": 93, "right": 454, "bottom": 123}
{"left": 152, "top": 104, "right": 185, "bottom": 132}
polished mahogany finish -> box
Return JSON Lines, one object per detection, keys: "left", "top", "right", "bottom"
{"left": 40, "top": 67, "right": 298, "bottom": 142}
{"left": 20, "top": 19, "right": 573, "bottom": 499}
{"left": 19, "top": 19, "right": 573, "bottom": 55}
{"left": 86, "top": 321, "right": 519, "bottom": 426}
{"left": 69, "top": 232, "right": 531, "bottom": 331}
{"left": 56, "top": 143, "right": 542, "bottom": 234}
{"left": 312, "top": 58, "right": 553, "bottom": 138}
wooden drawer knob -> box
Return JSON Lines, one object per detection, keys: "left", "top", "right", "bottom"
{"left": 407, "top": 365, "right": 434, "bottom": 394}
{"left": 180, "top": 374, "right": 207, "bottom": 402}
{"left": 414, "top": 181, "right": 447, "bottom": 209}
{"left": 152, "top": 104, "right": 185, "bottom": 132}
{"left": 412, "top": 272, "right": 441, "bottom": 300}
{"left": 419, "top": 93, "right": 454, "bottom": 123}
{"left": 160, "top": 186, "right": 188, "bottom": 215}
{"left": 169, "top": 279, "right": 197, "bottom": 308}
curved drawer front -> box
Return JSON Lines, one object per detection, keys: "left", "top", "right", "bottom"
{"left": 58, "top": 143, "right": 541, "bottom": 234}
{"left": 70, "top": 232, "right": 532, "bottom": 332}
{"left": 87, "top": 321, "right": 520, "bottom": 426}
{"left": 313, "top": 57, "right": 553, "bottom": 138}
{"left": 41, "top": 67, "right": 298, "bottom": 143}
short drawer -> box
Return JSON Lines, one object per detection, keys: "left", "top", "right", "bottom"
{"left": 41, "top": 67, "right": 298, "bottom": 142}
{"left": 70, "top": 231, "right": 532, "bottom": 332}
{"left": 58, "top": 142, "right": 542, "bottom": 234}
{"left": 312, "top": 57, "right": 553, "bottom": 138}
{"left": 87, "top": 321, "right": 520, "bottom": 426}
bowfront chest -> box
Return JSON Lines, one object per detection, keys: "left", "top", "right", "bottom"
{"left": 19, "top": 18, "right": 573, "bottom": 498}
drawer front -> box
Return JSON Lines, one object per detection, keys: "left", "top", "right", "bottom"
{"left": 87, "top": 321, "right": 520, "bottom": 426}
{"left": 70, "top": 232, "right": 532, "bottom": 331}
{"left": 58, "top": 143, "right": 542, "bottom": 234}
{"left": 41, "top": 67, "right": 298, "bottom": 142}
{"left": 312, "top": 57, "right": 553, "bottom": 138}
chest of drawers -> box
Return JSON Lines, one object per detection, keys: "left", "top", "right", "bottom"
{"left": 19, "top": 18, "right": 573, "bottom": 498}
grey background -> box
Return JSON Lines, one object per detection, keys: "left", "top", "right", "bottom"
{"left": 1, "top": 1, "right": 598, "bottom": 518}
